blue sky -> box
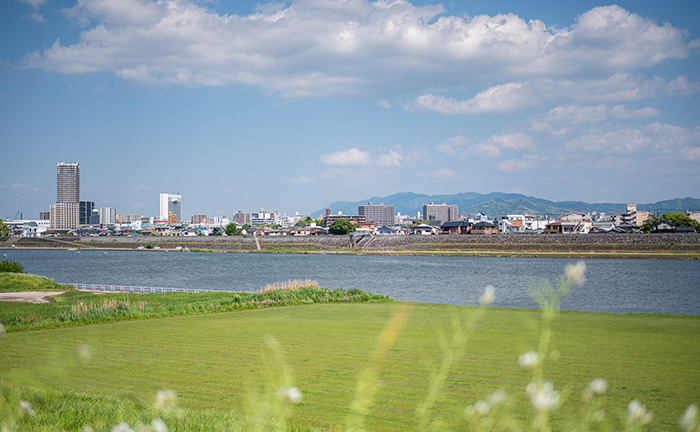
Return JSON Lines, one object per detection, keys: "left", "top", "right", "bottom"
{"left": 1, "top": 0, "right": 699, "bottom": 220}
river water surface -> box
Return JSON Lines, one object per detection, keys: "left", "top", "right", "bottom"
{"left": 5, "top": 250, "right": 699, "bottom": 315}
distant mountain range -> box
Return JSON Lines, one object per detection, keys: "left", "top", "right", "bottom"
{"left": 312, "top": 192, "right": 700, "bottom": 218}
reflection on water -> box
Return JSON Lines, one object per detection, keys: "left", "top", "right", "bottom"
{"left": 7, "top": 249, "right": 700, "bottom": 315}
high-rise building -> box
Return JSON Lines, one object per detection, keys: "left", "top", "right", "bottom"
{"left": 50, "top": 202, "right": 79, "bottom": 230}
{"left": 159, "top": 193, "right": 182, "bottom": 223}
{"left": 116, "top": 214, "right": 142, "bottom": 224}
{"left": 250, "top": 209, "right": 281, "bottom": 226}
{"left": 423, "top": 203, "right": 459, "bottom": 225}
{"left": 50, "top": 162, "right": 81, "bottom": 229}
{"left": 98, "top": 207, "right": 116, "bottom": 225}
{"left": 39, "top": 212, "right": 50, "bottom": 221}
{"left": 57, "top": 162, "right": 80, "bottom": 203}
{"left": 79, "top": 201, "right": 95, "bottom": 226}
{"left": 358, "top": 203, "right": 395, "bottom": 226}
{"left": 232, "top": 211, "right": 250, "bottom": 225}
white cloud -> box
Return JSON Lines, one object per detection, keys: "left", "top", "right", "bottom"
{"left": 609, "top": 105, "right": 660, "bottom": 119}
{"left": 438, "top": 132, "right": 534, "bottom": 158}
{"left": 565, "top": 123, "right": 700, "bottom": 155}
{"left": 289, "top": 176, "right": 314, "bottom": 184}
{"left": 498, "top": 157, "right": 539, "bottom": 172}
{"left": 530, "top": 103, "right": 663, "bottom": 136}
{"left": 19, "top": 0, "right": 47, "bottom": 21}
{"left": 406, "top": 83, "right": 530, "bottom": 114}
{"left": 23, "top": 2, "right": 695, "bottom": 97}
{"left": 320, "top": 148, "right": 370, "bottom": 166}
{"left": 377, "top": 150, "right": 403, "bottom": 167}
{"left": 0, "top": 183, "right": 46, "bottom": 194}
{"left": 133, "top": 184, "right": 151, "bottom": 190}
{"left": 490, "top": 133, "right": 535, "bottom": 151}
{"left": 408, "top": 74, "right": 698, "bottom": 115}
{"left": 223, "top": 188, "right": 237, "bottom": 194}
{"left": 436, "top": 135, "right": 468, "bottom": 156}
{"left": 430, "top": 167, "right": 455, "bottom": 179}
{"left": 378, "top": 100, "right": 391, "bottom": 109}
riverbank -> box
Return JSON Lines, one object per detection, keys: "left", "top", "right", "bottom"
{"left": 3, "top": 233, "right": 700, "bottom": 259}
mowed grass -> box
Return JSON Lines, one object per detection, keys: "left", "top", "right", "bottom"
{"left": 1, "top": 302, "right": 699, "bottom": 431}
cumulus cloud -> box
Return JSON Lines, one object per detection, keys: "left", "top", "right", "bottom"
{"left": 22, "top": 1, "right": 696, "bottom": 97}
{"left": 609, "top": 105, "right": 661, "bottom": 119}
{"left": 0, "top": 183, "right": 46, "bottom": 193}
{"left": 377, "top": 149, "right": 403, "bottom": 167}
{"left": 406, "top": 83, "right": 531, "bottom": 114}
{"left": 498, "top": 155, "right": 544, "bottom": 172}
{"left": 431, "top": 167, "right": 456, "bottom": 179}
{"left": 530, "top": 103, "right": 662, "bottom": 136}
{"left": 408, "top": 74, "right": 698, "bottom": 114}
{"left": 565, "top": 123, "right": 700, "bottom": 155}
{"left": 320, "top": 148, "right": 370, "bottom": 166}
{"left": 19, "top": 0, "right": 47, "bottom": 21}
{"left": 438, "top": 132, "right": 534, "bottom": 158}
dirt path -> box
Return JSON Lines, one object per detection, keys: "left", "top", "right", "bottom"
{"left": 0, "top": 291, "right": 65, "bottom": 304}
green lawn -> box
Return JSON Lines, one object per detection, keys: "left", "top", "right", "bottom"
{"left": 1, "top": 302, "right": 698, "bottom": 431}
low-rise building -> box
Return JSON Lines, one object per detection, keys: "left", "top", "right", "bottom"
{"left": 470, "top": 221, "right": 498, "bottom": 235}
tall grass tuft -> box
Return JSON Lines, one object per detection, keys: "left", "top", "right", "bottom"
{"left": 258, "top": 279, "right": 320, "bottom": 293}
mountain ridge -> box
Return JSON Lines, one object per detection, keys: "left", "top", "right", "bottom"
{"left": 311, "top": 192, "right": 700, "bottom": 218}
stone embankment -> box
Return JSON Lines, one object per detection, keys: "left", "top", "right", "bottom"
{"left": 6, "top": 233, "right": 700, "bottom": 255}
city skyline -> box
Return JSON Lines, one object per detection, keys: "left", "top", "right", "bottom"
{"left": 1, "top": 0, "right": 699, "bottom": 219}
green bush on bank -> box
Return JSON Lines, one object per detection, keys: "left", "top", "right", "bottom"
{"left": 0, "top": 260, "right": 23, "bottom": 274}
{"left": 0, "top": 285, "right": 392, "bottom": 332}
{"left": 0, "top": 272, "right": 72, "bottom": 293}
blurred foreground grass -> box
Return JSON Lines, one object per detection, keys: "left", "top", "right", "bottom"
{"left": 1, "top": 300, "right": 698, "bottom": 431}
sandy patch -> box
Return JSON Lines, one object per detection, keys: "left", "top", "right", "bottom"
{"left": 0, "top": 291, "right": 65, "bottom": 304}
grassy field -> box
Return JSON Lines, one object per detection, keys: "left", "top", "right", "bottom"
{"left": 1, "top": 301, "right": 698, "bottom": 431}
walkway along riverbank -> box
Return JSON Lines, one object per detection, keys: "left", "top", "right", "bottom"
{"left": 2, "top": 233, "right": 699, "bottom": 259}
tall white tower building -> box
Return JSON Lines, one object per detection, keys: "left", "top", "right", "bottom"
{"left": 50, "top": 162, "right": 80, "bottom": 229}
{"left": 159, "top": 193, "right": 182, "bottom": 223}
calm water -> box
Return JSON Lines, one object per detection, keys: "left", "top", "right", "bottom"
{"left": 4, "top": 250, "right": 700, "bottom": 315}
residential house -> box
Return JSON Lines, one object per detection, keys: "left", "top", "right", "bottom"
{"left": 470, "top": 221, "right": 498, "bottom": 235}
{"left": 411, "top": 223, "right": 437, "bottom": 235}
{"left": 441, "top": 221, "right": 471, "bottom": 234}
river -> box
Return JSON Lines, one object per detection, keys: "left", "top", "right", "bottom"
{"left": 4, "top": 249, "right": 699, "bottom": 315}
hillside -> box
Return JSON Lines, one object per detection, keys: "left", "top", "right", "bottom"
{"left": 314, "top": 192, "right": 700, "bottom": 217}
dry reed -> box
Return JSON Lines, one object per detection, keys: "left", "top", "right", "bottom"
{"left": 258, "top": 279, "right": 319, "bottom": 293}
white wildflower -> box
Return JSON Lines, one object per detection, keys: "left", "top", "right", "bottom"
{"left": 155, "top": 389, "right": 178, "bottom": 413}
{"left": 587, "top": 378, "right": 607, "bottom": 395}
{"left": 150, "top": 419, "right": 168, "bottom": 432}
{"left": 19, "top": 400, "right": 35, "bottom": 417}
{"left": 276, "top": 386, "right": 302, "bottom": 404}
{"left": 479, "top": 285, "right": 495, "bottom": 305}
{"left": 528, "top": 382, "right": 560, "bottom": 411}
{"left": 472, "top": 400, "right": 490, "bottom": 415}
{"left": 78, "top": 344, "right": 93, "bottom": 361}
{"left": 518, "top": 351, "right": 539, "bottom": 369}
{"left": 487, "top": 389, "right": 506, "bottom": 406}
{"left": 111, "top": 423, "right": 135, "bottom": 432}
{"left": 627, "top": 399, "right": 653, "bottom": 425}
{"left": 680, "top": 404, "right": 698, "bottom": 431}
{"left": 564, "top": 261, "right": 586, "bottom": 286}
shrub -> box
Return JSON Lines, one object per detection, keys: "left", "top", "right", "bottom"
{"left": 0, "top": 259, "right": 23, "bottom": 273}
